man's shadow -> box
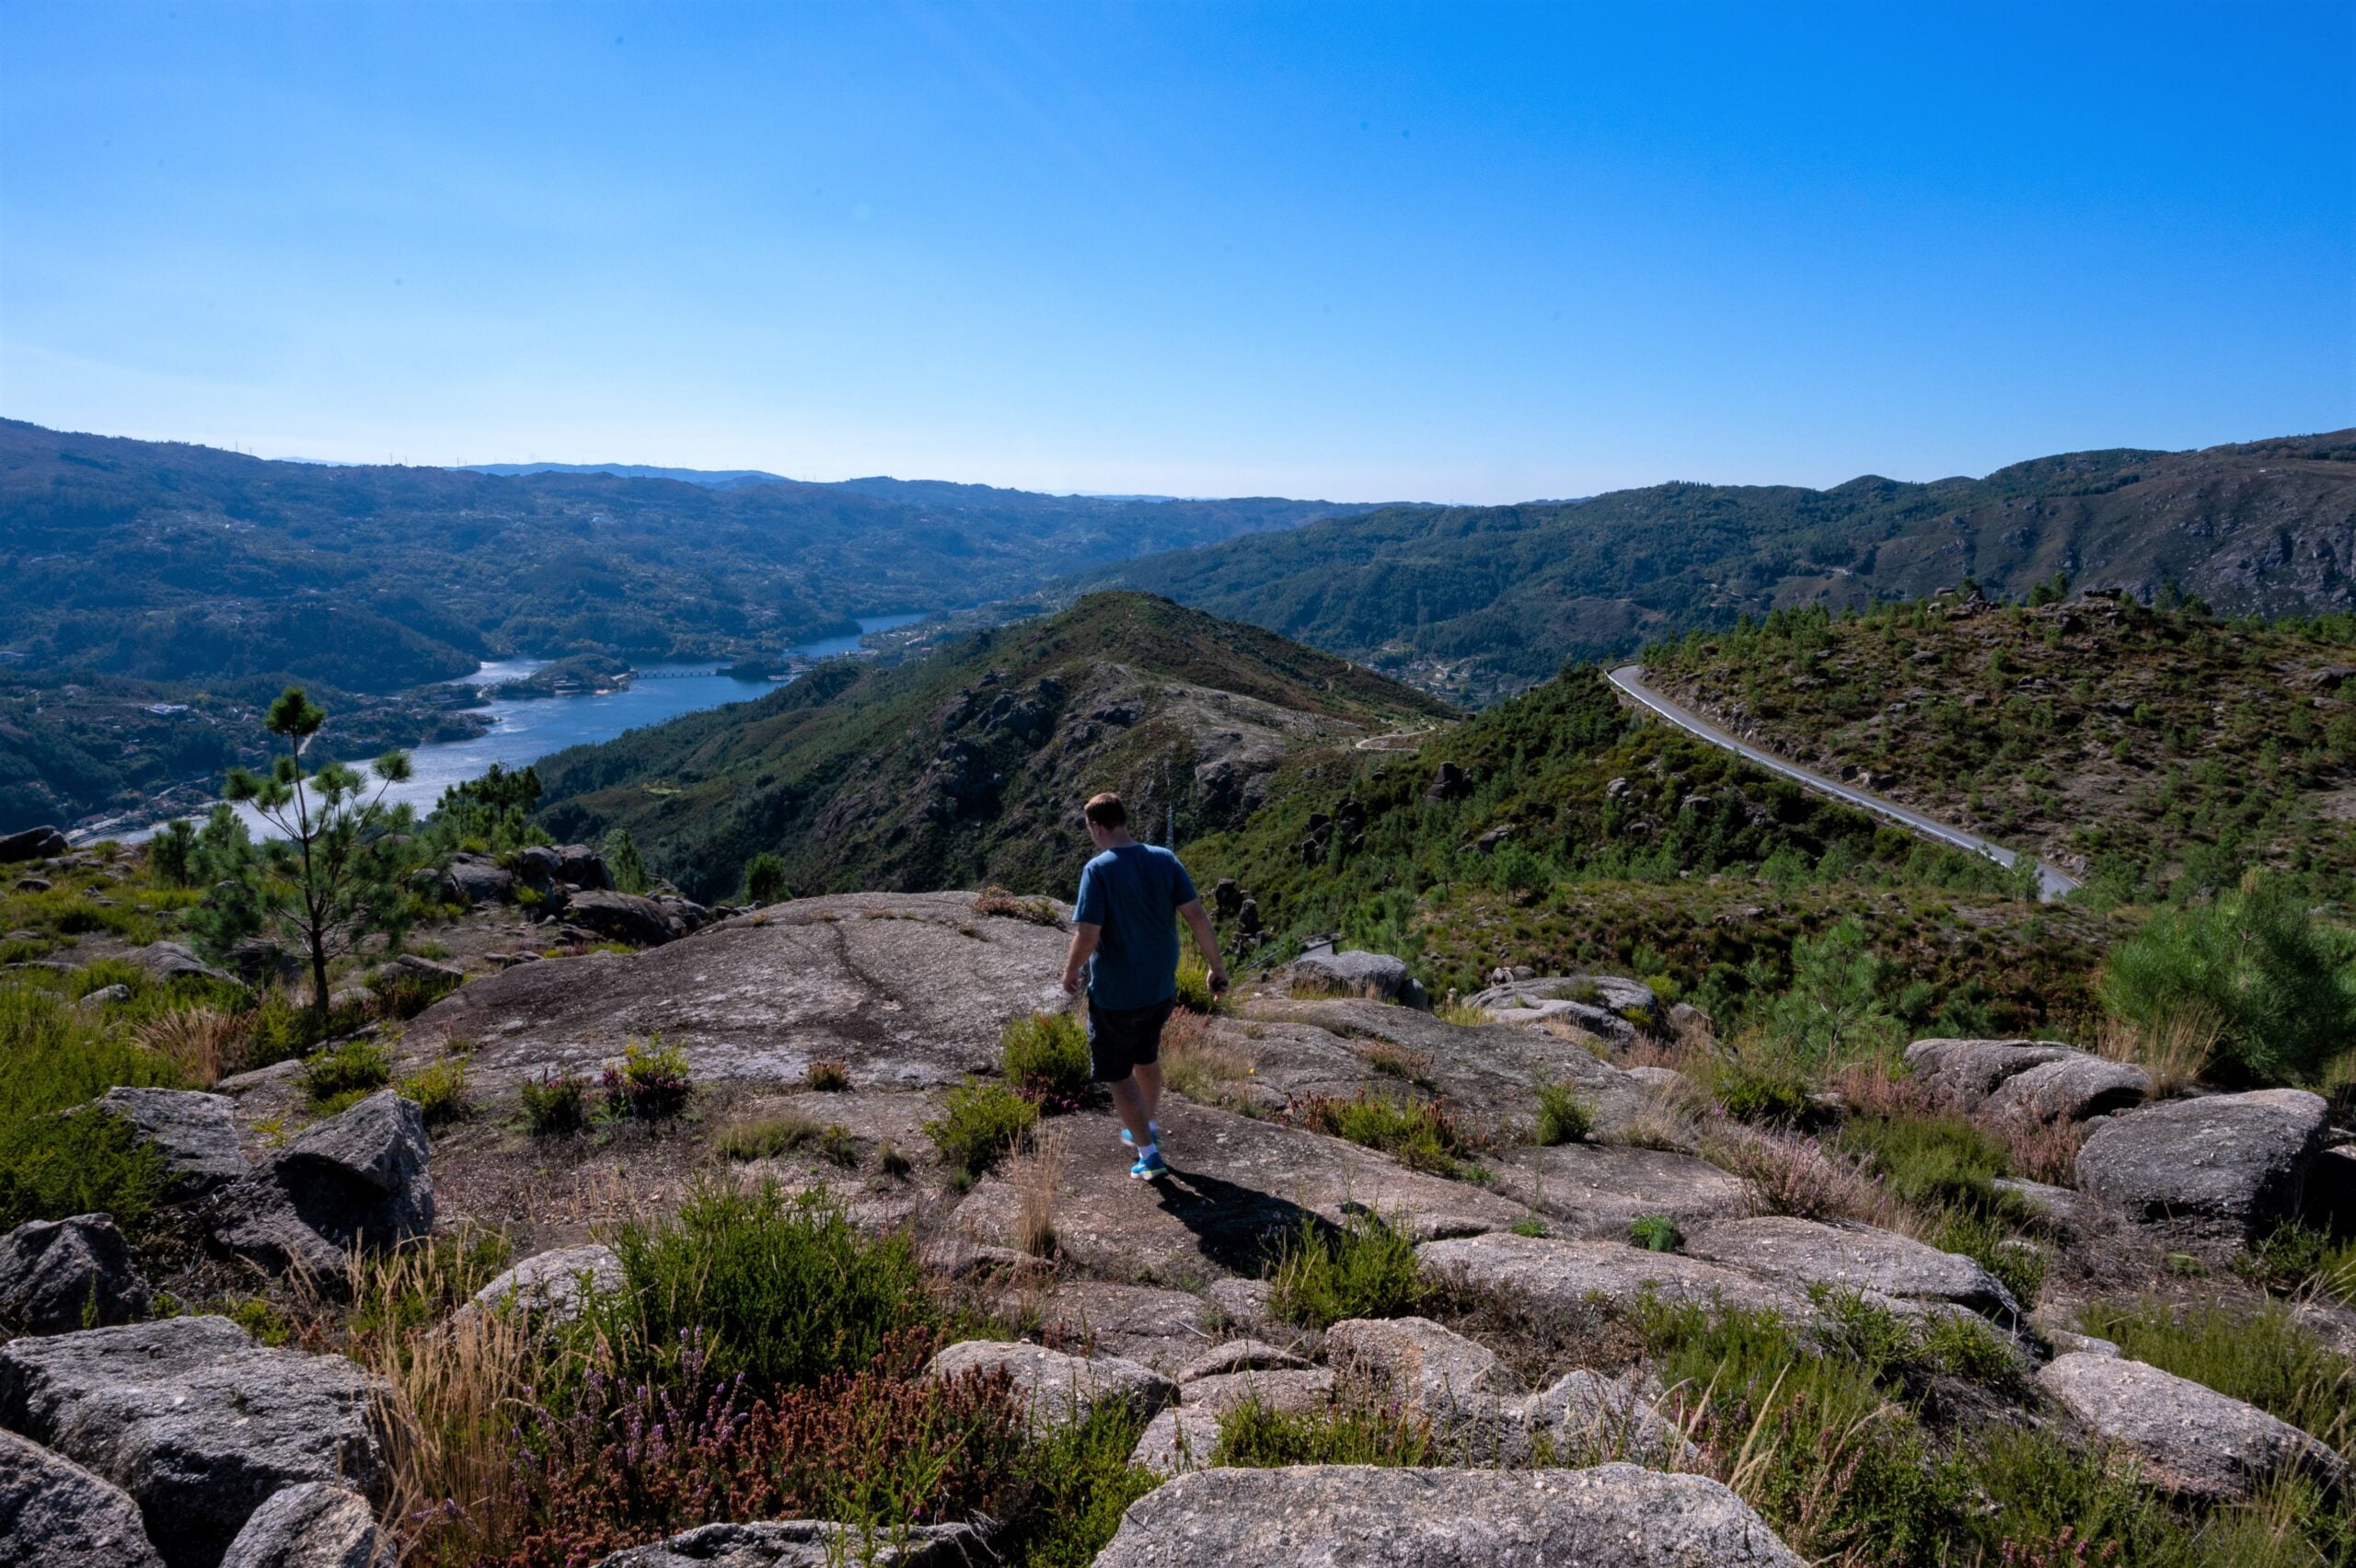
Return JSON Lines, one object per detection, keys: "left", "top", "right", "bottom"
{"left": 1148, "top": 1161, "right": 1345, "bottom": 1278}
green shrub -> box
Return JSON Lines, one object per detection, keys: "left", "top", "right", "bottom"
{"left": 1838, "top": 1113, "right": 2009, "bottom": 1211}
{"left": 1933, "top": 1210, "right": 2046, "bottom": 1308}
{"left": 0, "top": 984, "right": 179, "bottom": 1235}
{"left": 1269, "top": 1210, "right": 1426, "bottom": 1328}
{"left": 366, "top": 965, "right": 463, "bottom": 1021}
{"left": 805, "top": 1058, "right": 849, "bottom": 1091}
{"left": 999, "top": 1011, "right": 1091, "bottom": 1105}
{"left": 299, "top": 1039, "right": 393, "bottom": 1104}
{"left": 2242, "top": 1220, "right": 2356, "bottom": 1303}
{"left": 2077, "top": 1296, "right": 2354, "bottom": 1450}
{"left": 601, "top": 827, "right": 652, "bottom": 895}
{"left": 602, "top": 1036, "right": 689, "bottom": 1121}
{"left": 396, "top": 1057, "right": 470, "bottom": 1128}
{"left": 924, "top": 1081, "right": 1038, "bottom": 1180}
{"left": 601, "top": 1179, "right": 934, "bottom": 1398}
{"left": 2098, "top": 875, "right": 2356, "bottom": 1087}
{"left": 994, "top": 1404, "right": 1161, "bottom": 1568}
{"left": 716, "top": 1112, "right": 826, "bottom": 1161}
{"left": 520, "top": 1069, "right": 588, "bottom": 1136}
{"left": 1628, "top": 1215, "right": 1681, "bottom": 1252}
{"left": 742, "top": 852, "right": 791, "bottom": 905}
{"left": 1294, "top": 1090, "right": 1464, "bottom": 1176}
{"left": 1709, "top": 1037, "right": 1814, "bottom": 1124}
{"left": 1533, "top": 1082, "right": 1592, "bottom": 1146}
{"left": 1215, "top": 1394, "right": 1435, "bottom": 1468}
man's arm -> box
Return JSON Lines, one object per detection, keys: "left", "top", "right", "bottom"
{"left": 1061, "top": 922, "right": 1101, "bottom": 996}
{"left": 1177, "top": 900, "right": 1230, "bottom": 995}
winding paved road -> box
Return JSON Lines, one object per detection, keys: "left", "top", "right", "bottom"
{"left": 1606, "top": 664, "right": 2080, "bottom": 902}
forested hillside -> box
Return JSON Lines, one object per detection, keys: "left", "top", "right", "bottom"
{"left": 532, "top": 593, "right": 1451, "bottom": 902}
{"left": 0, "top": 420, "right": 1377, "bottom": 691}
{"left": 1075, "top": 430, "right": 2356, "bottom": 700}
{"left": 1646, "top": 589, "right": 2356, "bottom": 907}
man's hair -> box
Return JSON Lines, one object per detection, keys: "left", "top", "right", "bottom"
{"left": 1084, "top": 792, "right": 1127, "bottom": 828}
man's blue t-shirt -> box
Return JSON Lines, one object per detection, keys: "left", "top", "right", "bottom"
{"left": 1073, "top": 844, "right": 1199, "bottom": 1010}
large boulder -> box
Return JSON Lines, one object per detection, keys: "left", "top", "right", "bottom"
{"left": 442, "top": 856, "right": 515, "bottom": 905}
{"left": 1982, "top": 1054, "right": 2149, "bottom": 1126}
{"left": 467, "top": 1243, "right": 624, "bottom": 1325}
{"left": 0, "top": 826, "right": 66, "bottom": 864}
{"left": 217, "top": 1482, "right": 395, "bottom": 1568}
{"left": 563, "top": 890, "right": 686, "bottom": 947}
{"left": 0, "top": 1316, "right": 391, "bottom": 1568}
{"left": 1520, "top": 1372, "right": 1697, "bottom": 1468}
{"left": 1684, "top": 1216, "right": 2022, "bottom": 1322}
{"left": 1418, "top": 1232, "right": 1807, "bottom": 1317}
{"left": 206, "top": 1092, "right": 434, "bottom": 1287}
{"left": 553, "top": 844, "right": 613, "bottom": 889}
{"left": 1280, "top": 949, "right": 1427, "bottom": 1009}
{"left": 2074, "top": 1090, "right": 2331, "bottom": 1240}
{"left": 0, "top": 1426, "right": 164, "bottom": 1568}
{"left": 129, "top": 941, "right": 239, "bottom": 988}
{"left": 2038, "top": 1352, "right": 2349, "bottom": 1503}
{"left": 0, "top": 1214, "right": 151, "bottom": 1333}
{"left": 1902, "top": 1039, "right": 2076, "bottom": 1109}
{"left": 923, "top": 1341, "right": 1173, "bottom": 1432}
{"left": 1092, "top": 1463, "right": 1806, "bottom": 1567}
{"left": 97, "top": 1088, "right": 248, "bottom": 1200}
{"left": 1464, "top": 975, "right": 1660, "bottom": 1043}
{"left": 1324, "top": 1316, "right": 1521, "bottom": 1409}
{"left": 593, "top": 1521, "right": 984, "bottom": 1568}
{"left": 1496, "top": 1143, "right": 1748, "bottom": 1239}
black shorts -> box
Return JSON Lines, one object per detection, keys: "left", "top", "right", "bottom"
{"left": 1087, "top": 996, "right": 1174, "bottom": 1083}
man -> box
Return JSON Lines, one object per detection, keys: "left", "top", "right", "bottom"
{"left": 1061, "top": 791, "right": 1228, "bottom": 1179}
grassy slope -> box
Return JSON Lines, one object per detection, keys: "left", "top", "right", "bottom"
{"left": 1182, "top": 663, "right": 2108, "bottom": 1031}
{"left": 533, "top": 593, "right": 1452, "bottom": 903}
{"left": 1074, "top": 430, "right": 2356, "bottom": 699}
{"left": 1646, "top": 594, "right": 2356, "bottom": 905}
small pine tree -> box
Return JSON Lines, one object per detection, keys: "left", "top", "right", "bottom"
{"left": 742, "top": 852, "right": 791, "bottom": 906}
{"left": 602, "top": 826, "right": 652, "bottom": 895}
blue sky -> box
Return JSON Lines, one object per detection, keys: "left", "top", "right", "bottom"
{"left": 3, "top": 3, "right": 2349, "bottom": 503}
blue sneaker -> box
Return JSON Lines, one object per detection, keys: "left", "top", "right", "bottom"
{"left": 1120, "top": 1121, "right": 1161, "bottom": 1149}
{"left": 1128, "top": 1147, "right": 1170, "bottom": 1180}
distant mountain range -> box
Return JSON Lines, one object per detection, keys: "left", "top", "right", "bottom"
{"left": 456, "top": 461, "right": 792, "bottom": 488}
{"left": 0, "top": 420, "right": 1383, "bottom": 695}
{"left": 533, "top": 591, "right": 1452, "bottom": 901}
{"left": 1071, "top": 429, "right": 2356, "bottom": 700}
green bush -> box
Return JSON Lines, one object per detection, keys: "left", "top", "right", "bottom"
{"left": 1215, "top": 1394, "right": 1435, "bottom": 1468}
{"left": 0, "top": 984, "right": 179, "bottom": 1235}
{"left": 1533, "top": 1082, "right": 1592, "bottom": 1146}
{"left": 994, "top": 1404, "right": 1161, "bottom": 1568}
{"left": 716, "top": 1112, "right": 826, "bottom": 1161}
{"left": 601, "top": 826, "right": 652, "bottom": 895}
{"left": 1838, "top": 1113, "right": 2009, "bottom": 1211}
{"left": 999, "top": 1011, "right": 1091, "bottom": 1105}
{"left": 1628, "top": 1215, "right": 1681, "bottom": 1251}
{"left": 520, "top": 1069, "right": 587, "bottom": 1136}
{"left": 396, "top": 1057, "right": 471, "bottom": 1129}
{"left": 924, "top": 1081, "right": 1038, "bottom": 1180}
{"left": 1269, "top": 1210, "right": 1426, "bottom": 1329}
{"left": 299, "top": 1039, "right": 393, "bottom": 1104}
{"left": 742, "top": 852, "right": 791, "bottom": 905}
{"left": 1294, "top": 1090, "right": 1464, "bottom": 1176}
{"left": 1933, "top": 1210, "right": 2046, "bottom": 1308}
{"left": 2098, "top": 875, "right": 2356, "bottom": 1087}
{"left": 1710, "top": 1043, "right": 1814, "bottom": 1125}
{"left": 602, "top": 1036, "right": 690, "bottom": 1121}
{"left": 601, "top": 1179, "right": 934, "bottom": 1399}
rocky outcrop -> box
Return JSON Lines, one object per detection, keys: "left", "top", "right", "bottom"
{"left": 1684, "top": 1216, "right": 2022, "bottom": 1322}
{"left": 409, "top": 891, "right": 1072, "bottom": 1091}
{"left": 467, "top": 1243, "right": 623, "bottom": 1324}
{"left": 0, "top": 1426, "right": 164, "bottom": 1568}
{"left": 1418, "top": 1232, "right": 1807, "bottom": 1317}
{"left": 0, "top": 1316, "right": 390, "bottom": 1568}
{"left": 1493, "top": 1143, "right": 1747, "bottom": 1239}
{"left": 1464, "top": 975, "right": 1661, "bottom": 1043}
{"left": 1280, "top": 949, "right": 1427, "bottom": 1009}
{"left": 2038, "top": 1353, "right": 2349, "bottom": 1503}
{"left": 924, "top": 1341, "right": 1173, "bottom": 1432}
{"left": 128, "top": 940, "right": 239, "bottom": 988}
{"left": 1324, "top": 1316, "right": 1521, "bottom": 1407}
{"left": 1093, "top": 1463, "right": 1806, "bottom": 1566}
{"left": 97, "top": 1087, "right": 248, "bottom": 1200}
{"left": 1522, "top": 1372, "right": 1696, "bottom": 1468}
{"left": 0, "top": 1214, "right": 150, "bottom": 1333}
{"left": 442, "top": 855, "right": 515, "bottom": 905}
{"left": 217, "top": 1482, "right": 395, "bottom": 1568}
{"left": 1905, "top": 1038, "right": 2147, "bottom": 1125}
{"left": 2074, "top": 1090, "right": 2330, "bottom": 1240}
{"left": 563, "top": 890, "right": 687, "bottom": 947}
{"left": 593, "top": 1521, "right": 986, "bottom": 1567}
{"left": 206, "top": 1091, "right": 434, "bottom": 1287}
{"left": 1175, "top": 1339, "right": 1311, "bottom": 1381}
{"left": 0, "top": 826, "right": 67, "bottom": 863}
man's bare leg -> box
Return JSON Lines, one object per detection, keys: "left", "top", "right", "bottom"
{"left": 1108, "top": 1074, "right": 1154, "bottom": 1147}
{"left": 1134, "top": 1060, "right": 1162, "bottom": 1127}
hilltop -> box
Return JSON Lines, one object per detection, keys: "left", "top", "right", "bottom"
{"left": 1644, "top": 591, "right": 2356, "bottom": 906}
{"left": 1072, "top": 429, "right": 2356, "bottom": 701}
{"left": 531, "top": 592, "right": 1454, "bottom": 902}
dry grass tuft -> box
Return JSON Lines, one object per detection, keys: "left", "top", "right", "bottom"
{"left": 1703, "top": 1121, "right": 1892, "bottom": 1225}
{"left": 2096, "top": 1010, "right": 2217, "bottom": 1099}
{"left": 1161, "top": 1013, "right": 1257, "bottom": 1111}
{"left": 133, "top": 1004, "right": 243, "bottom": 1086}
{"left": 1995, "top": 1113, "right": 2088, "bottom": 1186}
{"left": 970, "top": 886, "right": 1068, "bottom": 928}
{"left": 1824, "top": 1058, "right": 1941, "bottom": 1121}
{"left": 1012, "top": 1123, "right": 1067, "bottom": 1259}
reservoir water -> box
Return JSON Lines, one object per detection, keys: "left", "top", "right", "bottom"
{"left": 158, "top": 614, "right": 922, "bottom": 840}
